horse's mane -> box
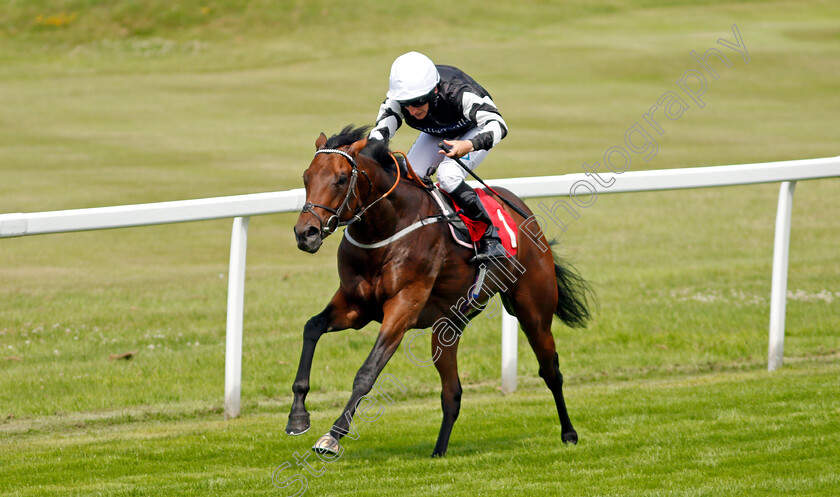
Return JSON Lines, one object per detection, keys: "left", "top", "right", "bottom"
{"left": 325, "top": 125, "right": 398, "bottom": 174}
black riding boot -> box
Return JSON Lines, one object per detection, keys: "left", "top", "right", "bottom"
{"left": 450, "top": 181, "right": 507, "bottom": 262}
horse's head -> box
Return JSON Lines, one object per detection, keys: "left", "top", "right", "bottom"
{"left": 294, "top": 132, "right": 370, "bottom": 253}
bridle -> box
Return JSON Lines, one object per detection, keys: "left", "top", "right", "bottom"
{"left": 301, "top": 147, "right": 400, "bottom": 239}
{"left": 301, "top": 148, "right": 370, "bottom": 238}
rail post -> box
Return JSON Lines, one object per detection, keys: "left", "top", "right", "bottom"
{"left": 768, "top": 181, "right": 796, "bottom": 372}
{"left": 501, "top": 309, "right": 518, "bottom": 393}
{"left": 225, "top": 216, "right": 250, "bottom": 418}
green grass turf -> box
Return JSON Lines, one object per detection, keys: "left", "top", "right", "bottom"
{"left": 1, "top": 0, "right": 839, "bottom": 495}
{"left": 1, "top": 361, "right": 838, "bottom": 496}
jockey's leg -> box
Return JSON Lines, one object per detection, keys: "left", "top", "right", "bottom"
{"left": 407, "top": 132, "right": 444, "bottom": 181}
{"left": 447, "top": 179, "right": 507, "bottom": 262}
{"left": 415, "top": 129, "right": 505, "bottom": 262}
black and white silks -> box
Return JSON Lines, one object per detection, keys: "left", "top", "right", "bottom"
{"left": 369, "top": 65, "right": 508, "bottom": 152}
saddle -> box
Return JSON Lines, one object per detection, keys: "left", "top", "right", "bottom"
{"left": 393, "top": 153, "right": 518, "bottom": 256}
{"left": 429, "top": 188, "right": 475, "bottom": 250}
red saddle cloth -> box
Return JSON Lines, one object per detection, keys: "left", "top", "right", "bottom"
{"left": 449, "top": 189, "right": 518, "bottom": 256}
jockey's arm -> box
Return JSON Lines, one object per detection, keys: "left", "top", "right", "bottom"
{"left": 369, "top": 99, "right": 403, "bottom": 142}
{"left": 459, "top": 91, "right": 508, "bottom": 153}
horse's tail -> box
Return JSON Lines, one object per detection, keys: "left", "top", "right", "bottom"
{"left": 551, "top": 245, "right": 594, "bottom": 329}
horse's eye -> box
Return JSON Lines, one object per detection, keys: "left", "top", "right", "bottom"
{"left": 336, "top": 174, "right": 348, "bottom": 186}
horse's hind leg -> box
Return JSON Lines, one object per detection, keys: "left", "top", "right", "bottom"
{"left": 431, "top": 329, "right": 463, "bottom": 457}
{"left": 507, "top": 292, "right": 578, "bottom": 444}
{"left": 286, "top": 289, "right": 368, "bottom": 436}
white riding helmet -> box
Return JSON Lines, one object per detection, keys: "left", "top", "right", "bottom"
{"left": 386, "top": 51, "right": 440, "bottom": 102}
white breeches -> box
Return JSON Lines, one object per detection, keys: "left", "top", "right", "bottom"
{"left": 406, "top": 128, "right": 489, "bottom": 193}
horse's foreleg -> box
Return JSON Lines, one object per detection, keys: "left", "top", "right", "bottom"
{"left": 286, "top": 289, "right": 366, "bottom": 436}
{"left": 312, "top": 291, "right": 423, "bottom": 454}
{"left": 431, "top": 330, "right": 462, "bottom": 457}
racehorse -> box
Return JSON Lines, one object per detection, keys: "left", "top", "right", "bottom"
{"left": 288, "top": 125, "right": 592, "bottom": 457}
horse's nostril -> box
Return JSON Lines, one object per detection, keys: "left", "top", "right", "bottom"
{"left": 305, "top": 226, "right": 320, "bottom": 239}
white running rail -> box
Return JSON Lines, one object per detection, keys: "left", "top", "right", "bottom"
{"left": 2, "top": 156, "right": 839, "bottom": 415}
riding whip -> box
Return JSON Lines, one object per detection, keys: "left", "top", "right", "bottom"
{"left": 438, "top": 142, "right": 530, "bottom": 219}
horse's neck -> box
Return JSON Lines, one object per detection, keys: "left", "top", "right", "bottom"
{"left": 349, "top": 167, "right": 433, "bottom": 243}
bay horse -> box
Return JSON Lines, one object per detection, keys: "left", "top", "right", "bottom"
{"left": 288, "top": 125, "right": 591, "bottom": 457}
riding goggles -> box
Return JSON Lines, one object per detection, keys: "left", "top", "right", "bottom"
{"left": 399, "top": 90, "right": 435, "bottom": 108}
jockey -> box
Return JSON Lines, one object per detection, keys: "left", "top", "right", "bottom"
{"left": 369, "top": 51, "right": 509, "bottom": 262}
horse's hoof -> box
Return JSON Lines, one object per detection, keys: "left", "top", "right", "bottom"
{"left": 312, "top": 433, "right": 341, "bottom": 456}
{"left": 431, "top": 451, "right": 446, "bottom": 458}
{"left": 562, "top": 431, "right": 578, "bottom": 445}
{"left": 285, "top": 412, "right": 310, "bottom": 436}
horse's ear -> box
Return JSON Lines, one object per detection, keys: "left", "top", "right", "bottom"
{"left": 349, "top": 137, "right": 368, "bottom": 156}
{"left": 315, "top": 132, "right": 327, "bottom": 150}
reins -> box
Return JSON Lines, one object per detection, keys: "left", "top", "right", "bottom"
{"left": 392, "top": 151, "right": 430, "bottom": 189}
